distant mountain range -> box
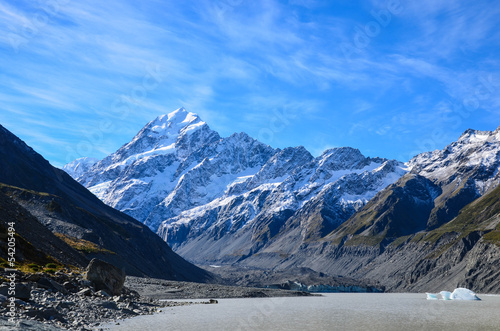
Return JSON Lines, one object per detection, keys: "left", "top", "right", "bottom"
{"left": 245, "top": 126, "right": 500, "bottom": 292}
{"left": 65, "top": 108, "right": 500, "bottom": 293}
{"left": 67, "top": 108, "right": 406, "bottom": 262}
{"left": 0, "top": 124, "right": 214, "bottom": 283}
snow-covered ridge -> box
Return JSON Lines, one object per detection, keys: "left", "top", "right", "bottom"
{"left": 65, "top": 107, "right": 406, "bottom": 261}
{"left": 407, "top": 126, "right": 500, "bottom": 195}
{"left": 62, "top": 157, "right": 98, "bottom": 179}
{"left": 66, "top": 108, "right": 500, "bottom": 264}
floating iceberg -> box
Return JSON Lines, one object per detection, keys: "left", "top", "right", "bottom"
{"left": 450, "top": 288, "right": 481, "bottom": 301}
{"left": 426, "top": 293, "right": 439, "bottom": 300}
{"left": 426, "top": 288, "right": 480, "bottom": 300}
{"left": 440, "top": 291, "right": 452, "bottom": 300}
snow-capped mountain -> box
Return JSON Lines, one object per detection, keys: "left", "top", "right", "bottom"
{"left": 408, "top": 127, "right": 500, "bottom": 194}
{"left": 62, "top": 157, "right": 98, "bottom": 179}
{"left": 407, "top": 127, "right": 500, "bottom": 229}
{"left": 67, "top": 108, "right": 407, "bottom": 263}
{"left": 274, "top": 125, "right": 500, "bottom": 293}
{"left": 76, "top": 108, "right": 221, "bottom": 224}
{"left": 160, "top": 148, "right": 406, "bottom": 264}
{"left": 65, "top": 109, "right": 500, "bottom": 292}
{"left": 328, "top": 126, "right": 500, "bottom": 246}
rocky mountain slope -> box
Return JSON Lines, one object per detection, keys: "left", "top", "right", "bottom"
{"left": 68, "top": 108, "right": 406, "bottom": 264}
{"left": 0, "top": 187, "right": 89, "bottom": 269}
{"left": 252, "top": 127, "right": 500, "bottom": 292}
{"left": 326, "top": 127, "right": 500, "bottom": 247}
{"left": 66, "top": 107, "right": 500, "bottom": 292}
{"left": 272, "top": 180, "right": 500, "bottom": 293}
{"left": 0, "top": 124, "right": 215, "bottom": 282}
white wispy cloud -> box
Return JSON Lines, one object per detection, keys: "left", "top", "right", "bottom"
{"left": 1, "top": 0, "right": 499, "bottom": 165}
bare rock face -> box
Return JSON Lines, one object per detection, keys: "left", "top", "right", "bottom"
{"left": 85, "top": 259, "right": 125, "bottom": 296}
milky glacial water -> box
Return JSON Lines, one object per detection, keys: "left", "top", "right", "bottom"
{"left": 103, "top": 293, "right": 500, "bottom": 331}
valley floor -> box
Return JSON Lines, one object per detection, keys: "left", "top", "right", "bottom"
{"left": 124, "top": 276, "right": 314, "bottom": 300}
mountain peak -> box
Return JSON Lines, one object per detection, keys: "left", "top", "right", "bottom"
{"left": 457, "top": 127, "right": 499, "bottom": 144}
{"left": 149, "top": 108, "right": 203, "bottom": 135}
{"left": 156, "top": 107, "right": 198, "bottom": 124}
{"left": 320, "top": 147, "right": 365, "bottom": 164}
{"left": 130, "top": 108, "right": 210, "bottom": 148}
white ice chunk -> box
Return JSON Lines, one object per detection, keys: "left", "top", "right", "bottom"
{"left": 450, "top": 288, "right": 481, "bottom": 300}
{"left": 426, "top": 293, "right": 439, "bottom": 300}
{"left": 440, "top": 291, "right": 452, "bottom": 300}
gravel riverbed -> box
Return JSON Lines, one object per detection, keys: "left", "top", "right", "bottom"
{"left": 125, "top": 276, "right": 314, "bottom": 300}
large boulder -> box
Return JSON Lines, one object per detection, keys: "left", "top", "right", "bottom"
{"left": 84, "top": 259, "right": 125, "bottom": 296}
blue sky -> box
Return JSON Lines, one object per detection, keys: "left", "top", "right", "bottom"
{"left": 1, "top": 0, "right": 499, "bottom": 167}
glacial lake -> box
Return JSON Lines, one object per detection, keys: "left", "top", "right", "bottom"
{"left": 103, "top": 293, "right": 500, "bottom": 331}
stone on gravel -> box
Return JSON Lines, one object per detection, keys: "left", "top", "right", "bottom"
{"left": 96, "top": 289, "right": 111, "bottom": 297}
{"left": 62, "top": 281, "right": 77, "bottom": 291}
{"left": 25, "top": 307, "right": 65, "bottom": 322}
{"left": 36, "top": 278, "right": 67, "bottom": 294}
{"left": 96, "top": 300, "right": 118, "bottom": 310}
{"left": 56, "top": 301, "right": 75, "bottom": 309}
{"left": 113, "top": 295, "right": 124, "bottom": 302}
{"left": 14, "top": 298, "right": 28, "bottom": 306}
{"left": 79, "top": 279, "right": 92, "bottom": 287}
{"left": 77, "top": 288, "right": 92, "bottom": 296}
{"left": 25, "top": 274, "right": 42, "bottom": 282}
{"left": 85, "top": 259, "right": 125, "bottom": 296}
{"left": 49, "top": 279, "right": 67, "bottom": 294}
{"left": 0, "top": 283, "right": 31, "bottom": 300}
{"left": 120, "top": 308, "right": 138, "bottom": 315}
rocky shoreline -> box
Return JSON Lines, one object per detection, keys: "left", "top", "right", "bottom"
{"left": 0, "top": 268, "right": 195, "bottom": 331}
{"left": 0, "top": 264, "right": 314, "bottom": 330}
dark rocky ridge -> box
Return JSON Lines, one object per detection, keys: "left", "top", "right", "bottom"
{"left": 0, "top": 189, "right": 88, "bottom": 269}
{"left": 0, "top": 124, "right": 215, "bottom": 282}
